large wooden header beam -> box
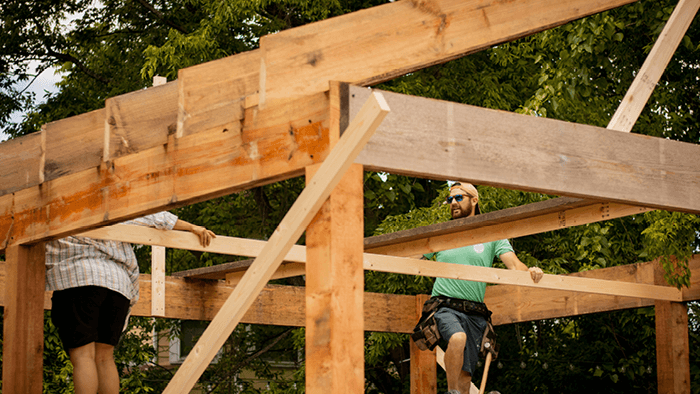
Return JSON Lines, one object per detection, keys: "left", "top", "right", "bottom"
{"left": 349, "top": 86, "right": 700, "bottom": 214}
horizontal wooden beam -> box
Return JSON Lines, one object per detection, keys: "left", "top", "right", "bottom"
{"left": 80, "top": 224, "right": 682, "bottom": 301}
{"left": 349, "top": 86, "right": 700, "bottom": 214}
{"left": 364, "top": 253, "right": 682, "bottom": 302}
{"left": 260, "top": 0, "right": 638, "bottom": 105}
{"left": 488, "top": 255, "right": 700, "bottom": 325}
{"left": 365, "top": 200, "right": 652, "bottom": 258}
{"left": 0, "top": 91, "right": 331, "bottom": 252}
{"left": 2, "top": 256, "right": 695, "bottom": 333}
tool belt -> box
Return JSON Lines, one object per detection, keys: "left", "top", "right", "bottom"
{"left": 435, "top": 296, "right": 492, "bottom": 319}
{"left": 411, "top": 296, "right": 496, "bottom": 353}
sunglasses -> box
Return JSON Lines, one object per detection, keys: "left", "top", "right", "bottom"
{"left": 446, "top": 194, "right": 471, "bottom": 203}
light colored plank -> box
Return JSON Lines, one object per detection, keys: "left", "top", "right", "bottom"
{"left": 177, "top": 50, "right": 259, "bottom": 138}
{"left": 0, "top": 257, "right": 698, "bottom": 332}
{"left": 349, "top": 86, "right": 700, "bottom": 214}
{"left": 151, "top": 245, "right": 166, "bottom": 316}
{"left": 81, "top": 224, "right": 307, "bottom": 261}
{"left": 104, "top": 81, "right": 178, "bottom": 161}
{"left": 0, "top": 93, "right": 332, "bottom": 252}
{"left": 608, "top": 0, "right": 700, "bottom": 132}
{"left": 363, "top": 253, "right": 683, "bottom": 301}
{"left": 260, "top": 0, "right": 637, "bottom": 105}
{"left": 162, "top": 92, "right": 389, "bottom": 394}
{"left": 2, "top": 243, "right": 45, "bottom": 394}
{"left": 0, "top": 132, "right": 42, "bottom": 196}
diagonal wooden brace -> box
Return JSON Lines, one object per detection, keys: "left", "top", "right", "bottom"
{"left": 161, "top": 91, "right": 390, "bottom": 394}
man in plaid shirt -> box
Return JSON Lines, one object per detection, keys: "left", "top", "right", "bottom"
{"left": 46, "top": 211, "right": 215, "bottom": 394}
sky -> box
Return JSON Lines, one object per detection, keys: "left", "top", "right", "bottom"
{"left": 1, "top": 63, "right": 63, "bottom": 143}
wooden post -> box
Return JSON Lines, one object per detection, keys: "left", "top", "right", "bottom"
{"left": 2, "top": 243, "right": 46, "bottom": 394}
{"left": 305, "top": 162, "right": 365, "bottom": 394}
{"left": 410, "top": 294, "right": 437, "bottom": 394}
{"left": 654, "top": 262, "right": 691, "bottom": 393}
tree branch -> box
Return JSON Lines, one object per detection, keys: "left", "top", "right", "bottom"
{"left": 135, "top": 0, "right": 188, "bottom": 34}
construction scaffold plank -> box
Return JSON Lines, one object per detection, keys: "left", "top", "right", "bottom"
{"left": 161, "top": 92, "right": 390, "bottom": 394}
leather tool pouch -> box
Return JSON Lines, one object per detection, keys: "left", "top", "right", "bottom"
{"left": 410, "top": 297, "right": 444, "bottom": 351}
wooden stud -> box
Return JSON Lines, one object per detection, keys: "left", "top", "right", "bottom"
{"left": 161, "top": 92, "right": 389, "bottom": 394}
{"left": 151, "top": 245, "right": 166, "bottom": 316}
{"left": 2, "top": 243, "right": 45, "bottom": 394}
{"left": 410, "top": 294, "right": 437, "bottom": 394}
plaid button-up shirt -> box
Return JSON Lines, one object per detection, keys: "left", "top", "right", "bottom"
{"left": 45, "top": 212, "right": 178, "bottom": 304}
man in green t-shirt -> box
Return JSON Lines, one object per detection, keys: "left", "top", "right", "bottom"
{"left": 424, "top": 183, "right": 543, "bottom": 394}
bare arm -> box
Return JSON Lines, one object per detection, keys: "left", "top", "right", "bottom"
{"left": 499, "top": 251, "right": 543, "bottom": 283}
{"left": 173, "top": 220, "right": 216, "bottom": 247}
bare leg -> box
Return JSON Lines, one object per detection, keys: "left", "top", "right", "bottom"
{"left": 69, "top": 343, "right": 98, "bottom": 394}
{"left": 445, "top": 332, "right": 473, "bottom": 392}
{"left": 94, "top": 342, "right": 119, "bottom": 394}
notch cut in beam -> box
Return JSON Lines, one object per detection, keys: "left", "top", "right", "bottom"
{"left": 161, "top": 91, "right": 390, "bottom": 394}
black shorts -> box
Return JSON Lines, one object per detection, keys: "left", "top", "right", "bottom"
{"left": 434, "top": 307, "right": 488, "bottom": 375}
{"left": 51, "top": 286, "right": 131, "bottom": 349}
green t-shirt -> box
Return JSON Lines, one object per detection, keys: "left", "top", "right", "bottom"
{"left": 425, "top": 240, "right": 513, "bottom": 303}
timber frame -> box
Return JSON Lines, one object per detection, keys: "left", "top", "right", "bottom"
{"left": 1, "top": 0, "right": 699, "bottom": 392}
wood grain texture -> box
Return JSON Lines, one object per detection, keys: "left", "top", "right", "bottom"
{"left": 177, "top": 50, "right": 259, "bottom": 138}
{"left": 364, "top": 253, "right": 682, "bottom": 301}
{"left": 410, "top": 294, "right": 438, "bottom": 394}
{"left": 0, "top": 93, "right": 331, "bottom": 252}
{"left": 162, "top": 92, "right": 389, "bottom": 394}
{"left": 0, "top": 256, "right": 697, "bottom": 331}
{"left": 306, "top": 163, "right": 365, "bottom": 394}
{"left": 260, "top": 0, "right": 638, "bottom": 105}
{"left": 0, "top": 132, "right": 42, "bottom": 196}
{"left": 2, "top": 243, "right": 45, "bottom": 394}
{"left": 349, "top": 86, "right": 700, "bottom": 214}
{"left": 105, "top": 81, "right": 178, "bottom": 161}
{"left": 366, "top": 201, "right": 651, "bottom": 258}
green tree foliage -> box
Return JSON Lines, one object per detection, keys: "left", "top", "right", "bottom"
{"left": 1, "top": 0, "right": 699, "bottom": 392}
